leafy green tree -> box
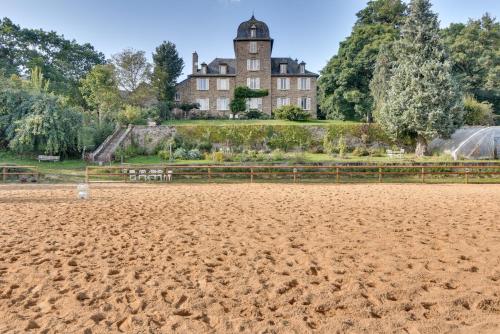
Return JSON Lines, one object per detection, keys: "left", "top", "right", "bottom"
{"left": 318, "top": 0, "right": 406, "bottom": 121}
{"left": 0, "top": 17, "right": 105, "bottom": 105}
{"left": 463, "top": 95, "right": 495, "bottom": 125}
{"left": 442, "top": 14, "right": 500, "bottom": 112}
{"left": 152, "top": 41, "right": 184, "bottom": 102}
{"left": 79, "top": 64, "right": 122, "bottom": 125}
{"left": 375, "top": 0, "right": 463, "bottom": 157}
{"left": 112, "top": 48, "right": 152, "bottom": 93}
{"left": 0, "top": 74, "right": 82, "bottom": 155}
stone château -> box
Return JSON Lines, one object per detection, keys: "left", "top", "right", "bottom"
{"left": 175, "top": 15, "right": 318, "bottom": 118}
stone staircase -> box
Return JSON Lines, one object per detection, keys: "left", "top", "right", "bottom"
{"left": 91, "top": 125, "right": 133, "bottom": 163}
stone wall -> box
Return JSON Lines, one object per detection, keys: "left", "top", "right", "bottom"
{"left": 122, "top": 126, "right": 177, "bottom": 154}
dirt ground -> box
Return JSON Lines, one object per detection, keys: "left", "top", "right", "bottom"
{"left": 0, "top": 183, "right": 499, "bottom": 334}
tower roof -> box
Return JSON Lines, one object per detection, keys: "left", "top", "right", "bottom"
{"left": 235, "top": 15, "right": 271, "bottom": 40}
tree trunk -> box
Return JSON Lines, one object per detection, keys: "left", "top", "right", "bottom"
{"left": 415, "top": 136, "right": 428, "bottom": 158}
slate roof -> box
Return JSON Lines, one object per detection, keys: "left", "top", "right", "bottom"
{"left": 235, "top": 15, "right": 271, "bottom": 40}
{"left": 271, "top": 58, "right": 318, "bottom": 76}
{"left": 206, "top": 58, "right": 236, "bottom": 75}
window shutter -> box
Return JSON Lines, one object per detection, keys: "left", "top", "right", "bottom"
{"left": 286, "top": 79, "right": 290, "bottom": 90}
{"left": 306, "top": 78, "right": 311, "bottom": 90}
{"left": 256, "top": 78, "right": 260, "bottom": 89}
{"left": 247, "top": 78, "right": 251, "bottom": 88}
{"left": 217, "top": 79, "right": 220, "bottom": 90}
{"left": 277, "top": 98, "right": 281, "bottom": 108}
{"left": 206, "top": 79, "right": 209, "bottom": 90}
{"left": 297, "top": 98, "right": 302, "bottom": 108}
{"left": 247, "top": 59, "right": 250, "bottom": 71}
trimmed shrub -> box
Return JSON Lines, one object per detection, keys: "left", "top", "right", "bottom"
{"left": 173, "top": 148, "right": 188, "bottom": 160}
{"left": 187, "top": 149, "right": 202, "bottom": 160}
{"left": 157, "top": 149, "right": 171, "bottom": 160}
{"left": 273, "top": 105, "right": 310, "bottom": 121}
{"left": 352, "top": 146, "right": 369, "bottom": 157}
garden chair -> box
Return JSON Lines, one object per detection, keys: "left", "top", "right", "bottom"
{"left": 129, "top": 169, "right": 137, "bottom": 181}
{"left": 166, "top": 170, "right": 173, "bottom": 182}
{"left": 138, "top": 169, "right": 148, "bottom": 181}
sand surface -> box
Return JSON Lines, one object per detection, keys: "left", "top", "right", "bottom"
{"left": 0, "top": 183, "right": 500, "bottom": 333}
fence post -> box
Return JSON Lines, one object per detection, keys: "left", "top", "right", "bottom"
{"left": 336, "top": 167, "right": 340, "bottom": 183}
{"left": 465, "top": 169, "right": 469, "bottom": 184}
{"left": 2, "top": 167, "right": 6, "bottom": 182}
{"left": 208, "top": 167, "right": 211, "bottom": 181}
{"left": 378, "top": 167, "right": 382, "bottom": 183}
{"left": 250, "top": 168, "right": 254, "bottom": 183}
{"left": 293, "top": 168, "right": 297, "bottom": 183}
{"left": 85, "top": 167, "right": 89, "bottom": 183}
{"left": 421, "top": 167, "right": 425, "bottom": 183}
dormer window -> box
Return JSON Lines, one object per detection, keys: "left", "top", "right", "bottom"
{"left": 250, "top": 25, "right": 257, "bottom": 38}
{"left": 220, "top": 64, "right": 227, "bottom": 75}
{"left": 280, "top": 63, "right": 288, "bottom": 74}
{"left": 201, "top": 63, "right": 208, "bottom": 74}
{"left": 300, "top": 62, "right": 306, "bottom": 74}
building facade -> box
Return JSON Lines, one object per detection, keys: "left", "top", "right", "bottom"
{"left": 175, "top": 16, "right": 319, "bottom": 118}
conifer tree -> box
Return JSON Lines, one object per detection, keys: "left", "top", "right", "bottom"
{"left": 375, "top": 0, "right": 463, "bottom": 156}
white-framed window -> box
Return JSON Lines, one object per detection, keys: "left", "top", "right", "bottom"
{"left": 201, "top": 66, "right": 207, "bottom": 74}
{"left": 277, "top": 97, "right": 290, "bottom": 108}
{"left": 298, "top": 97, "right": 311, "bottom": 110}
{"left": 219, "top": 65, "right": 227, "bottom": 75}
{"left": 247, "top": 59, "right": 260, "bottom": 71}
{"left": 277, "top": 78, "right": 290, "bottom": 90}
{"left": 174, "top": 92, "right": 181, "bottom": 102}
{"left": 249, "top": 42, "right": 257, "bottom": 54}
{"left": 247, "top": 98, "right": 262, "bottom": 111}
{"left": 217, "top": 78, "right": 229, "bottom": 91}
{"left": 196, "top": 98, "right": 210, "bottom": 111}
{"left": 298, "top": 77, "right": 311, "bottom": 90}
{"left": 250, "top": 27, "right": 256, "bottom": 38}
{"left": 280, "top": 63, "right": 287, "bottom": 74}
{"left": 246, "top": 77, "right": 260, "bottom": 90}
{"left": 217, "top": 97, "right": 229, "bottom": 111}
{"left": 196, "top": 78, "right": 209, "bottom": 91}
{"left": 300, "top": 64, "right": 305, "bottom": 74}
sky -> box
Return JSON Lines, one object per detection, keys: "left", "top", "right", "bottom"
{"left": 1, "top": 0, "right": 499, "bottom": 80}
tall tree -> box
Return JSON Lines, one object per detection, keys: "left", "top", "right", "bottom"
{"left": 79, "top": 64, "right": 122, "bottom": 125}
{"left": 375, "top": 0, "right": 463, "bottom": 157}
{"left": 0, "top": 17, "right": 105, "bottom": 105}
{"left": 442, "top": 14, "right": 500, "bottom": 113}
{"left": 151, "top": 41, "right": 184, "bottom": 102}
{"left": 318, "top": 0, "right": 406, "bottom": 121}
{"left": 112, "top": 48, "right": 152, "bottom": 93}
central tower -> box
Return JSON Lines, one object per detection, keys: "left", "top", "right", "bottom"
{"left": 233, "top": 15, "right": 273, "bottom": 114}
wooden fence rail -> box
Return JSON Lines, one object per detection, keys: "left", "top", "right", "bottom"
{"left": 0, "top": 166, "right": 39, "bottom": 182}
{"left": 85, "top": 164, "right": 500, "bottom": 184}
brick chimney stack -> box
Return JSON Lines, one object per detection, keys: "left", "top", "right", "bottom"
{"left": 192, "top": 52, "right": 199, "bottom": 74}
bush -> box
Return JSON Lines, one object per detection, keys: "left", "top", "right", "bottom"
{"left": 157, "top": 150, "right": 171, "bottom": 160}
{"left": 187, "top": 149, "right": 202, "bottom": 160}
{"left": 173, "top": 148, "right": 188, "bottom": 160}
{"left": 463, "top": 95, "right": 494, "bottom": 126}
{"left": 246, "top": 109, "right": 269, "bottom": 119}
{"left": 273, "top": 105, "right": 310, "bottom": 121}
{"left": 352, "top": 146, "right": 369, "bottom": 157}
{"left": 117, "top": 105, "right": 147, "bottom": 125}
{"left": 337, "top": 135, "right": 347, "bottom": 157}
{"left": 114, "top": 144, "right": 146, "bottom": 161}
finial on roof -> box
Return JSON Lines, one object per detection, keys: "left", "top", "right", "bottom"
{"left": 251, "top": 11, "right": 255, "bottom": 20}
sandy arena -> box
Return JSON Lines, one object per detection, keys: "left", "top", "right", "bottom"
{"left": 0, "top": 184, "right": 499, "bottom": 333}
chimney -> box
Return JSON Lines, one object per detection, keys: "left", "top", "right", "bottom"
{"left": 192, "top": 52, "right": 199, "bottom": 74}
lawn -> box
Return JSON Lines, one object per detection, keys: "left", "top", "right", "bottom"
{"left": 161, "top": 119, "right": 359, "bottom": 126}
{"left": 1, "top": 150, "right": 497, "bottom": 183}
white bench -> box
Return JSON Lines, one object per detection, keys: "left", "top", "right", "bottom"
{"left": 38, "top": 155, "right": 60, "bottom": 162}
{"left": 387, "top": 149, "right": 405, "bottom": 158}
